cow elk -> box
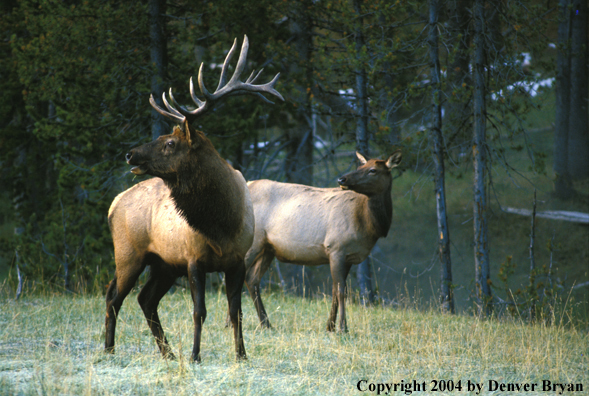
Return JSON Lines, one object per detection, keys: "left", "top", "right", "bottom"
{"left": 244, "top": 151, "right": 402, "bottom": 332}
{"left": 105, "top": 35, "right": 283, "bottom": 362}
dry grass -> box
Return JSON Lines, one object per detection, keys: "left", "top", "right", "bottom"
{"left": 0, "top": 289, "right": 587, "bottom": 395}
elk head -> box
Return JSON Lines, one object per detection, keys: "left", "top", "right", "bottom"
{"left": 338, "top": 150, "right": 402, "bottom": 196}
{"left": 126, "top": 123, "right": 200, "bottom": 180}
{"left": 125, "top": 35, "right": 284, "bottom": 184}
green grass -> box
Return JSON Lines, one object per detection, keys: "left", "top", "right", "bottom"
{"left": 0, "top": 290, "right": 587, "bottom": 395}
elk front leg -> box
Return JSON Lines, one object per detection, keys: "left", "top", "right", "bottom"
{"left": 225, "top": 262, "right": 247, "bottom": 360}
{"left": 327, "top": 254, "right": 352, "bottom": 333}
{"left": 188, "top": 262, "right": 207, "bottom": 363}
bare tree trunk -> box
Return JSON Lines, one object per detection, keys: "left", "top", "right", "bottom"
{"left": 445, "top": 0, "right": 472, "bottom": 155}
{"left": 283, "top": 0, "right": 315, "bottom": 294}
{"left": 429, "top": 0, "right": 454, "bottom": 314}
{"left": 554, "top": 0, "right": 573, "bottom": 197}
{"left": 352, "top": 0, "right": 374, "bottom": 304}
{"left": 15, "top": 251, "right": 23, "bottom": 301}
{"left": 528, "top": 190, "right": 537, "bottom": 321}
{"left": 567, "top": 0, "right": 589, "bottom": 179}
{"left": 285, "top": 0, "right": 314, "bottom": 187}
{"left": 378, "top": 14, "right": 401, "bottom": 145}
{"left": 353, "top": 0, "right": 369, "bottom": 158}
{"left": 149, "top": 0, "right": 168, "bottom": 139}
{"left": 473, "top": 0, "right": 492, "bottom": 316}
{"left": 285, "top": 126, "right": 313, "bottom": 185}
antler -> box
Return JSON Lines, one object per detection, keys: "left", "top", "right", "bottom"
{"left": 150, "top": 35, "right": 284, "bottom": 124}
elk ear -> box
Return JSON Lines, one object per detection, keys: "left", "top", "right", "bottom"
{"left": 182, "top": 120, "right": 193, "bottom": 146}
{"left": 386, "top": 150, "right": 402, "bottom": 170}
{"left": 356, "top": 151, "right": 368, "bottom": 165}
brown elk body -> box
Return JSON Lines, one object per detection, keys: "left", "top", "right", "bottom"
{"left": 243, "top": 151, "right": 402, "bottom": 332}
{"left": 104, "top": 36, "right": 283, "bottom": 362}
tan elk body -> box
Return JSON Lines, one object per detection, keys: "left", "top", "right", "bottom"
{"left": 104, "top": 36, "right": 283, "bottom": 363}
{"left": 108, "top": 171, "right": 253, "bottom": 274}
{"left": 244, "top": 151, "right": 402, "bottom": 332}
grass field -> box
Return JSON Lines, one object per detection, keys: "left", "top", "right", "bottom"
{"left": 0, "top": 289, "right": 587, "bottom": 395}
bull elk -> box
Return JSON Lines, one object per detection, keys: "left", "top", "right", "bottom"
{"left": 105, "top": 35, "right": 283, "bottom": 362}
{"left": 243, "top": 151, "right": 402, "bottom": 332}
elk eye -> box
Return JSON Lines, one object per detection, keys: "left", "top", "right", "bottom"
{"left": 368, "top": 168, "right": 377, "bottom": 174}
{"left": 166, "top": 141, "right": 175, "bottom": 149}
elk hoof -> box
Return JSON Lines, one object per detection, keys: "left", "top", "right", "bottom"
{"left": 260, "top": 320, "right": 272, "bottom": 330}
{"left": 191, "top": 354, "right": 202, "bottom": 364}
{"left": 236, "top": 353, "right": 248, "bottom": 362}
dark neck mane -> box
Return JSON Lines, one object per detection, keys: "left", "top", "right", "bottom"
{"left": 162, "top": 139, "right": 242, "bottom": 246}
{"left": 366, "top": 180, "right": 393, "bottom": 238}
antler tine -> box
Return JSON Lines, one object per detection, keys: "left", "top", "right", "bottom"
{"left": 167, "top": 87, "right": 201, "bottom": 119}
{"left": 167, "top": 89, "right": 184, "bottom": 113}
{"left": 189, "top": 77, "right": 206, "bottom": 108}
{"left": 215, "top": 38, "right": 239, "bottom": 93}
{"left": 165, "top": 80, "right": 209, "bottom": 122}
{"left": 227, "top": 35, "right": 249, "bottom": 86}
{"left": 197, "top": 62, "right": 212, "bottom": 102}
{"left": 150, "top": 93, "right": 185, "bottom": 124}
{"left": 246, "top": 69, "right": 264, "bottom": 84}
{"left": 162, "top": 91, "right": 186, "bottom": 120}
{"left": 253, "top": 72, "right": 285, "bottom": 102}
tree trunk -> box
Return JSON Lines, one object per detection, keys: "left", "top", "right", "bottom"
{"left": 284, "top": 0, "right": 314, "bottom": 187}
{"left": 528, "top": 190, "right": 537, "bottom": 321}
{"left": 378, "top": 14, "right": 401, "bottom": 145}
{"left": 429, "top": 0, "right": 455, "bottom": 314}
{"left": 473, "top": 0, "right": 492, "bottom": 316}
{"left": 352, "top": 0, "right": 375, "bottom": 304}
{"left": 554, "top": 0, "right": 573, "bottom": 198}
{"left": 149, "top": 0, "right": 168, "bottom": 139}
{"left": 567, "top": 0, "right": 589, "bottom": 179}
{"left": 285, "top": 126, "right": 313, "bottom": 185}
{"left": 353, "top": 0, "right": 369, "bottom": 157}
{"left": 283, "top": 0, "right": 315, "bottom": 293}
{"left": 445, "top": 0, "right": 472, "bottom": 155}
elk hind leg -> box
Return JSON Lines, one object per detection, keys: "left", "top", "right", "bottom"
{"left": 245, "top": 249, "right": 275, "bottom": 329}
{"left": 137, "top": 255, "right": 177, "bottom": 359}
{"left": 326, "top": 283, "right": 339, "bottom": 332}
{"left": 105, "top": 260, "right": 145, "bottom": 353}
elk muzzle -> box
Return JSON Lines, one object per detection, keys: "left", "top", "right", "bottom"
{"left": 126, "top": 150, "right": 148, "bottom": 175}
{"left": 338, "top": 176, "right": 350, "bottom": 190}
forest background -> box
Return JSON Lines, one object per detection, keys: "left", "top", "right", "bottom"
{"left": 0, "top": 0, "right": 587, "bottom": 323}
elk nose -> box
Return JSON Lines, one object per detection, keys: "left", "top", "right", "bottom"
{"left": 125, "top": 151, "right": 133, "bottom": 163}
{"left": 338, "top": 176, "right": 347, "bottom": 185}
